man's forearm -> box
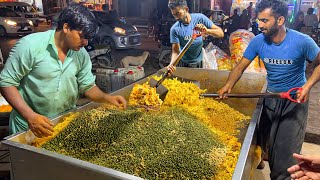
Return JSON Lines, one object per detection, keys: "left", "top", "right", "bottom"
{"left": 170, "top": 52, "right": 179, "bottom": 65}
{"left": 206, "top": 28, "right": 224, "bottom": 38}
{"left": 305, "top": 65, "right": 320, "bottom": 89}
{"left": 225, "top": 66, "right": 245, "bottom": 89}
{"left": 0, "top": 86, "right": 35, "bottom": 121}
{"left": 84, "top": 86, "right": 112, "bottom": 103}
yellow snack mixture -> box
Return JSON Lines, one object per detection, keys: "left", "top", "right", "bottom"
{"left": 33, "top": 77, "right": 251, "bottom": 179}
{"left": 128, "top": 83, "right": 162, "bottom": 110}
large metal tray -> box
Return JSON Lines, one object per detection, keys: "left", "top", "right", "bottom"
{"left": 2, "top": 68, "right": 267, "bottom": 180}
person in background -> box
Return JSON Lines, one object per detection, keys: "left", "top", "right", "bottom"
{"left": 229, "top": 9, "right": 241, "bottom": 33}
{"left": 304, "top": 8, "right": 318, "bottom": 27}
{"left": 165, "top": 0, "right": 224, "bottom": 72}
{"left": 102, "top": 3, "right": 109, "bottom": 13}
{"left": 247, "top": 2, "right": 253, "bottom": 20}
{"left": 240, "top": 9, "right": 250, "bottom": 29}
{"left": 251, "top": 17, "right": 260, "bottom": 35}
{"left": 202, "top": 9, "right": 212, "bottom": 19}
{"left": 149, "top": 8, "right": 158, "bottom": 27}
{"left": 109, "top": 4, "right": 119, "bottom": 19}
{"left": 217, "top": 0, "right": 320, "bottom": 179}
{"left": 293, "top": 11, "right": 305, "bottom": 31}
{"left": 0, "top": 3, "right": 127, "bottom": 138}
{"left": 288, "top": 153, "right": 320, "bottom": 180}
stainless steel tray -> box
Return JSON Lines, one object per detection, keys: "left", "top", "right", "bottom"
{"left": 2, "top": 68, "right": 267, "bottom": 180}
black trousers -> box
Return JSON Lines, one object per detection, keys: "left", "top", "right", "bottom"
{"left": 258, "top": 95, "right": 309, "bottom": 180}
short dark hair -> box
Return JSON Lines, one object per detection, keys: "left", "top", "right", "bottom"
{"left": 307, "top": 8, "right": 314, "bottom": 15}
{"left": 256, "top": 0, "right": 288, "bottom": 19}
{"left": 168, "top": 0, "right": 188, "bottom": 9}
{"left": 57, "top": 3, "right": 98, "bottom": 39}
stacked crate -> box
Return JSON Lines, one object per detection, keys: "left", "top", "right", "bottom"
{"left": 95, "top": 68, "right": 114, "bottom": 92}
{"left": 95, "top": 66, "right": 145, "bottom": 92}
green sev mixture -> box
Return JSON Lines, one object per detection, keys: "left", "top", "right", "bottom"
{"left": 41, "top": 106, "right": 225, "bottom": 179}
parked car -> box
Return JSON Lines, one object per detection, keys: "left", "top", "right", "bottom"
{"left": 51, "top": 10, "right": 141, "bottom": 49}
{"left": 0, "top": 2, "right": 40, "bottom": 26}
{"left": 92, "top": 11, "right": 141, "bottom": 49}
{"left": 0, "top": 7, "right": 34, "bottom": 37}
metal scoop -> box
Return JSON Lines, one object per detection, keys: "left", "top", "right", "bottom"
{"left": 149, "top": 30, "right": 203, "bottom": 101}
{"left": 201, "top": 87, "right": 303, "bottom": 103}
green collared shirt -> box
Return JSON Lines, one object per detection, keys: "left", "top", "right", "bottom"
{"left": 0, "top": 30, "right": 96, "bottom": 134}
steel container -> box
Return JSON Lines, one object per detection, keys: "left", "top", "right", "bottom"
{"left": 2, "top": 68, "right": 267, "bottom": 180}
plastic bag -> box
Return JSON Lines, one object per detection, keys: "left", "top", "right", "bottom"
{"left": 203, "top": 46, "right": 217, "bottom": 69}
{"left": 205, "top": 42, "right": 232, "bottom": 70}
{"left": 229, "top": 29, "right": 266, "bottom": 73}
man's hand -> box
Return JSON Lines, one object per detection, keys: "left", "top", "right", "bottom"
{"left": 288, "top": 153, "right": 320, "bottom": 180}
{"left": 297, "top": 85, "right": 310, "bottom": 103}
{"left": 217, "top": 84, "right": 232, "bottom": 99}
{"left": 106, "top": 95, "right": 127, "bottom": 109}
{"left": 166, "top": 64, "right": 176, "bottom": 76}
{"left": 195, "top": 24, "right": 207, "bottom": 33}
{"left": 26, "top": 113, "right": 54, "bottom": 138}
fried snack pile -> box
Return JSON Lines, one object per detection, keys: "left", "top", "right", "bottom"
{"left": 128, "top": 83, "right": 162, "bottom": 110}
{"left": 33, "top": 77, "right": 251, "bottom": 179}
{"left": 153, "top": 77, "right": 206, "bottom": 107}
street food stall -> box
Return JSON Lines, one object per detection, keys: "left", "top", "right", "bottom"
{"left": 2, "top": 68, "right": 266, "bottom": 180}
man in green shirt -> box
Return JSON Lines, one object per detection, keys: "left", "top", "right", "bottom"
{"left": 0, "top": 4, "right": 127, "bottom": 138}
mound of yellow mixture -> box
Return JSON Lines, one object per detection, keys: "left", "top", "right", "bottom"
{"left": 33, "top": 77, "right": 250, "bottom": 179}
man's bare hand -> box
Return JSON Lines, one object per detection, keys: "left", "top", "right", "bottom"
{"left": 217, "top": 85, "right": 232, "bottom": 99}
{"left": 195, "top": 24, "right": 207, "bottom": 33}
{"left": 106, "top": 95, "right": 127, "bottom": 109}
{"left": 26, "top": 113, "right": 54, "bottom": 138}
{"left": 297, "top": 85, "right": 310, "bottom": 103}
{"left": 166, "top": 64, "right": 176, "bottom": 76}
{"left": 288, "top": 153, "right": 320, "bottom": 180}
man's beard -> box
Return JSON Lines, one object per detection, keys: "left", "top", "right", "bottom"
{"left": 261, "top": 22, "right": 279, "bottom": 38}
{"left": 179, "top": 14, "right": 188, "bottom": 24}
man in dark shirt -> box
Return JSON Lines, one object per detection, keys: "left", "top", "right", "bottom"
{"left": 247, "top": 2, "right": 253, "bottom": 19}
{"left": 229, "top": 9, "right": 241, "bottom": 33}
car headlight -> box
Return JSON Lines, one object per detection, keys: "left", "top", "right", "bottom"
{"left": 114, "top": 27, "right": 126, "bottom": 35}
{"left": 5, "top": 20, "right": 17, "bottom": 26}
{"left": 133, "top": 26, "right": 138, "bottom": 31}
{"left": 28, "top": 20, "right": 33, "bottom": 26}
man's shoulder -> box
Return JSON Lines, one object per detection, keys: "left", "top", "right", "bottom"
{"left": 22, "top": 30, "right": 52, "bottom": 41}
{"left": 72, "top": 47, "right": 90, "bottom": 60}
{"left": 251, "top": 33, "right": 265, "bottom": 42}
{"left": 79, "top": 47, "right": 89, "bottom": 56}
{"left": 170, "top": 21, "right": 180, "bottom": 30}
{"left": 287, "top": 29, "right": 318, "bottom": 49}
{"left": 20, "top": 30, "right": 53, "bottom": 47}
{"left": 191, "top": 13, "right": 208, "bottom": 20}
{"left": 287, "top": 28, "right": 309, "bottom": 39}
